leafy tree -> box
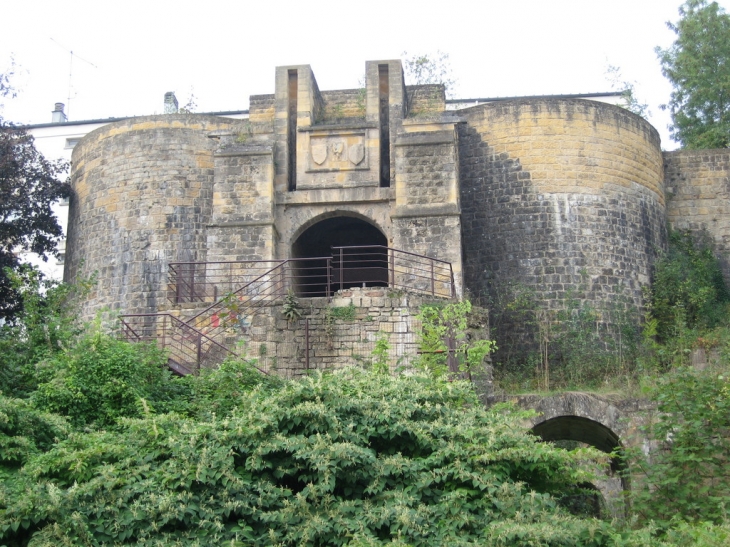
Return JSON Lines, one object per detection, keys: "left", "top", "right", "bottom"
{"left": 0, "top": 67, "right": 70, "bottom": 321}
{"left": 402, "top": 51, "right": 456, "bottom": 91}
{"left": 630, "top": 366, "right": 730, "bottom": 529}
{"left": 656, "top": 0, "right": 730, "bottom": 149}
{"left": 605, "top": 64, "right": 650, "bottom": 118}
{"left": 402, "top": 50, "right": 457, "bottom": 111}
{"left": 1, "top": 370, "right": 615, "bottom": 546}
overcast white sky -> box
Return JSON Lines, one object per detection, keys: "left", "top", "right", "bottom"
{"left": 2, "top": 0, "right": 728, "bottom": 151}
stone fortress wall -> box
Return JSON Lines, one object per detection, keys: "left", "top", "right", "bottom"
{"left": 64, "top": 59, "right": 730, "bottom": 344}
{"left": 459, "top": 99, "right": 666, "bottom": 324}
{"left": 664, "top": 149, "right": 730, "bottom": 280}
{"left": 65, "top": 116, "right": 243, "bottom": 319}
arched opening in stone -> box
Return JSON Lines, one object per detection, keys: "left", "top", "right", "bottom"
{"left": 532, "top": 416, "right": 628, "bottom": 518}
{"left": 559, "top": 480, "right": 606, "bottom": 518}
{"left": 291, "top": 216, "right": 388, "bottom": 297}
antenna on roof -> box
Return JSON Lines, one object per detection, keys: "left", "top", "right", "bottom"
{"left": 50, "top": 38, "right": 98, "bottom": 120}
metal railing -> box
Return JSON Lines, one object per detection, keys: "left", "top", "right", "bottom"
{"left": 183, "top": 259, "right": 318, "bottom": 341}
{"left": 122, "top": 246, "right": 456, "bottom": 374}
{"left": 330, "top": 246, "right": 455, "bottom": 299}
{"left": 168, "top": 246, "right": 455, "bottom": 303}
{"left": 119, "top": 313, "right": 263, "bottom": 376}
{"left": 168, "top": 260, "right": 285, "bottom": 304}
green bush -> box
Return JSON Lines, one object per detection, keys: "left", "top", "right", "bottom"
{"left": 416, "top": 300, "right": 495, "bottom": 379}
{"left": 30, "top": 332, "right": 175, "bottom": 428}
{"left": 630, "top": 365, "right": 730, "bottom": 528}
{"left": 1, "top": 370, "right": 614, "bottom": 546}
{"left": 649, "top": 229, "right": 730, "bottom": 343}
{"left": 178, "top": 355, "right": 284, "bottom": 419}
{"left": 0, "top": 267, "right": 87, "bottom": 398}
{"left": 0, "top": 396, "right": 68, "bottom": 469}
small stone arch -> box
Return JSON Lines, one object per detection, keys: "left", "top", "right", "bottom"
{"left": 514, "top": 392, "right": 629, "bottom": 516}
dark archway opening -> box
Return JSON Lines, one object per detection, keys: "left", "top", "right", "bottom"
{"left": 292, "top": 216, "right": 388, "bottom": 297}
{"left": 532, "top": 416, "right": 628, "bottom": 518}
{"left": 559, "top": 481, "right": 606, "bottom": 518}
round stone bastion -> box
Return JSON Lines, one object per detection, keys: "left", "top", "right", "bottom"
{"left": 64, "top": 115, "right": 242, "bottom": 319}
{"left": 458, "top": 98, "right": 666, "bottom": 338}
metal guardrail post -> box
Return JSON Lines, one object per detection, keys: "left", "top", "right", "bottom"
{"left": 326, "top": 258, "right": 331, "bottom": 297}
{"left": 173, "top": 265, "right": 178, "bottom": 303}
{"left": 274, "top": 261, "right": 289, "bottom": 295}
{"left": 305, "top": 317, "right": 310, "bottom": 372}
{"left": 196, "top": 332, "right": 202, "bottom": 370}
{"left": 451, "top": 265, "right": 456, "bottom": 299}
{"left": 389, "top": 248, "right": 395, "bottom": 289}
{"left": 339, "top": 248, "right": 344, "bottom": 292}
{"left": 431, "top": 260, "right": 435, "bottom": 296}
{"left": 227, "top": 262, "right": 232, "bottom": 296}
{"left": 161, "top": 316, "right": 167, "bottom": 349}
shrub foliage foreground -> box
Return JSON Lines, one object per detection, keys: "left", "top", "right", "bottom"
{"left": 0, "top": 369, "right": 636, "bottom": 546}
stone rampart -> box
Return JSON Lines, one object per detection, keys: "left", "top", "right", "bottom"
{"left": 664, "top": 149, "right": 730, "bottom": 280}
{"left": 63, "top": 61, "right": 730, "bottom": 364}
{"left": 65, "top": 115, "right": 246, "bottom": 318}
{"left": 458, "top": 99, "right": 666, "bottom": 342}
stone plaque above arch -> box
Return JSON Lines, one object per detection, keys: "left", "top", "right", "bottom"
{"left": 306, "top": 131, "right": 369, "bottom": 173}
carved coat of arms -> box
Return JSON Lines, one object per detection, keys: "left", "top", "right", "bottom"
{"left": 348, "top": 143, "right": 365, "bottom": 165}
{"left": 311, "top": 142, "right": 328, "bottom": 165}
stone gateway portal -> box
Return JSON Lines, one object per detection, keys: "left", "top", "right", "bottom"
{"left": 291, "top": 216, "right": 388, "bottom": 297}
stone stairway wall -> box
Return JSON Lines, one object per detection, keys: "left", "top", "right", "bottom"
{"left": 216, "top": 287, "right": 454, "bottom": 377}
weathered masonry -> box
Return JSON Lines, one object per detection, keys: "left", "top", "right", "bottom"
{"left": 65, "top": 59, "right": 728, "bottom": 356}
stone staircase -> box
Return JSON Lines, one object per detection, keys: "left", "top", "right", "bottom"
{"left": 121, "top": 246, "right": 456, "bottom": 375}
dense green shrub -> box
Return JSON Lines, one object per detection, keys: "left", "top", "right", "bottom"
{"left": 30, "top": 332, "right": 177, "bottom": 428}
{"left": 176, "top": 355, "right": 284, "bottom": 419}
{"left": 0, "top": 267, "right": 86, "bottom": 398}
{"left": 416, "top": 300, "right": 495, "bottom": 379}
{"left": 648, "top": 229, "right": 730, "bottom": 343}
{"left": 1, "top": 370, "right": 617, "bottom": 546}
{"left": 0, "top": 396, "right": 68, "bottom": 470}
{"left": 630, "top": 365, "right": 730, "bottom": 528}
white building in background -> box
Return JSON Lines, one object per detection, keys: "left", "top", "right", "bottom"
{"left": 24, "top": 91, "right": 622, "bottom": 280}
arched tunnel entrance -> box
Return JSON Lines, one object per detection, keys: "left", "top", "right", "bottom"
{"left": 532, "top": 416, "right": 628, "bottom": 517}
{"left": 291, "top": 216, "right": 388, "bottom": 297}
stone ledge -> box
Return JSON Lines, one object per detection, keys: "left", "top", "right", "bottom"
{"left": 395, "top": 131, "right": 454, "bottom": 147}
{"left": 207, "top": 218, "right": 276, "bottom": 228}
{"left": 299, "top": 121, "right": 377, "bottom": 132}
{"left": 392, "top": 203, "right": 461, "bottom": 218}
{"left": 279, "top": 187, "right": 394, "bottom": 205}
{"left": 214, "top": 145, "right": 273, "bottom": 157}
